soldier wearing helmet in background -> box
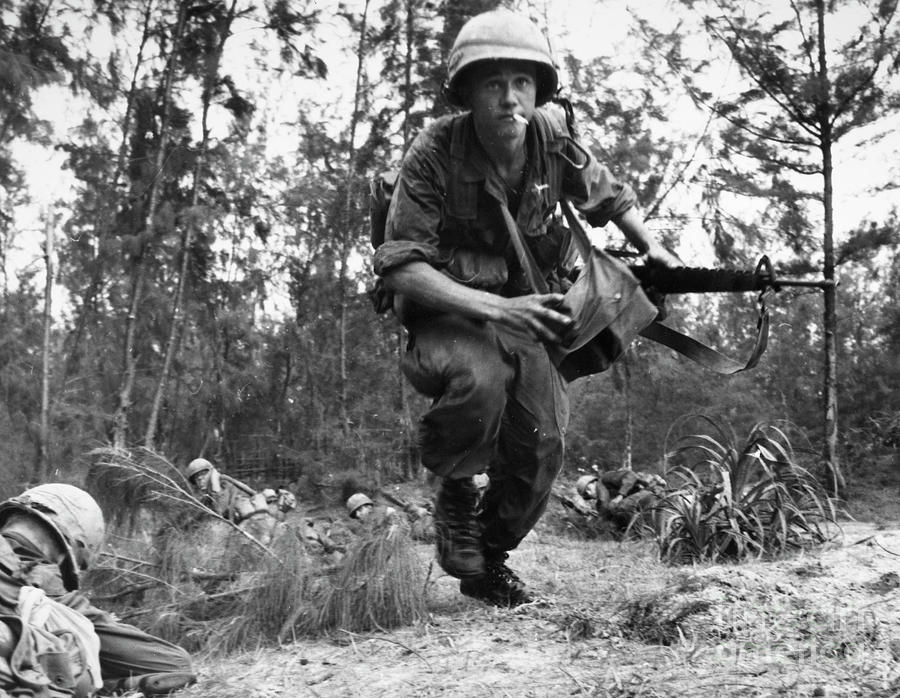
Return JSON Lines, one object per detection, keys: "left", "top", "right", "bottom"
{"left": 0, "top": 483, "right": 194, "bottom": 696}
{"left": 184, "top": 457, "right": 269, "bottom": 528}
{"left": 576, "top": 469, "right": 667, "bottom": 531}
{"left": 346, "top": 493, "right": 375, "bottom": 521}
{"left": 372, "top": 9, "right": 678, "bottom": 606}
{"left": 184, "top": 457, "right": 220, "bottom": 511}
{"left": 345, "top": 493, "right": 400, "bottom": 531}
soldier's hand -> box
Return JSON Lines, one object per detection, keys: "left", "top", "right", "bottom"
{"left": 645, "top": 243, "right": 682, "bottom": 269}
{"left": 497, "top": 293, "right": 573, "bottom": 343}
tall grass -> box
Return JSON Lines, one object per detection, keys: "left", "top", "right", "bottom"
{"left": 654, "top": 418, "right": 839, "bottom": 564}
{"left": 84, "top": 447, "right": 428, "bottom": 653}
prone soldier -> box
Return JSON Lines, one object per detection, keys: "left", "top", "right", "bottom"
{"left": 575, "top": 469, "right": 666, "bottom": 532}
{"left": 0, "top": 483, "right": 194, "bottom": 696}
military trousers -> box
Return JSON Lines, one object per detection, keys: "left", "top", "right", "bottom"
{"left": 402, "top": 313, "right": 569, "bottom": 553}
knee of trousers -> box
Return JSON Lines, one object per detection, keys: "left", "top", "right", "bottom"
{"left": 418, "top": 370, "right": 508, "bottom": 474}
{"left": 416, "top": 345, "right": 510, "bottom": 439}
{"left": 497, "top": 426, "right": 565, "bottom": 492}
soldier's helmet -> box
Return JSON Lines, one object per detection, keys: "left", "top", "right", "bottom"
{"left": 575, "top": 475, "right": 600, "bottom": 498}
{"left": 277, "top": 489, "right": 297, "bottom": 513}
{"left": 446, "top": 9, "right": 558, "bottom": 107}
{"left": 346, "top": 493, "right": 374, "bottom": 519}
{"left": 0, "top": 484, "right": 105, "bottom": 591}
{"left": 185, "top": 457, "right": 214, "bottom": 482}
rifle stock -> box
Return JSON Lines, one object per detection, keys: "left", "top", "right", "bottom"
{"left": 626, "top": 255, "right": 834, "bottom": 294}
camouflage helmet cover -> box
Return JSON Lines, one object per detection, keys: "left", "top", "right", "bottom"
{"left": 446, "top": 9, "right": 559, "bottom": 107}
{"left": 0, "top": 483, "right": 105, "bottom": 590}
{"left": 185, "top": 458, "right": 214, "bottom": 481}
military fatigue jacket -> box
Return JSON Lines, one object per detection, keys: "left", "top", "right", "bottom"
{"left": 374, "top": 105, "right": 638, "bottom": 301}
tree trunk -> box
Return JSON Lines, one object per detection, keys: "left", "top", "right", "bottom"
{"left": 816, "top": 0, "right": 843, "bottom": 495}
{"left": 621, "top": 354, "right": 633, "bottom": 470}
{"left": 339, "top": 0, "right": 372, "bottom": 436}
{"left": 111, "top": 1, "right": 188, "bottom": 449}
{"left": 145, "top": 0, "right": 238, "bottom": 450}
{"left": 37, "top": 212, "right": 54, "bottom": 482}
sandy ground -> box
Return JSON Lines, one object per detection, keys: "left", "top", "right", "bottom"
{"left": 169, "top": 518, "right": 900, "bottom": 698}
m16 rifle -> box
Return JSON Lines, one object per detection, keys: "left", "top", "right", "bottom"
{"left": 618, "top": 255, "right": 834, "bottom": 375}
{"left": 626, "top": 255, "right": 835, "bottom": 295}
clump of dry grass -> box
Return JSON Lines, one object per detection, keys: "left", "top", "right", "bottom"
{"left": 205, "top": 531, "right": 317, "bottom": 654}
{"left": 617, "top": 591, "right": 712, "bottom": 646}
{"left": 85, "top": 447, "right": 430, "bottom": 653}
{"left": 293, "top": 522, "right": 427, "bottom": 636}
{"left": 86, "top": 446, "right": 191, "bottom": 531}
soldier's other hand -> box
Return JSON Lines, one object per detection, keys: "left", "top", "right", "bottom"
{"left": 645, "top": 243, "right": 682, "bottom": 269}
{"left": 499, "top": 293, "right": 573, "bottom": 343}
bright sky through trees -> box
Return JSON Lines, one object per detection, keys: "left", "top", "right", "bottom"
{"left": 7, "top": 0, "right": 899, "bottom": 282}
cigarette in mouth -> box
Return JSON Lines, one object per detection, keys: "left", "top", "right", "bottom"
{"left": 513, "top": 114, "right": 529, "bottom": 125}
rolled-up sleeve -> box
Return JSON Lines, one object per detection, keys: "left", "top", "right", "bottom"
{"left": 373, "top": 130, "right": 447, "bottom": 278}
{"left": 565, "top": 156, "right": 638, "bottom": 228}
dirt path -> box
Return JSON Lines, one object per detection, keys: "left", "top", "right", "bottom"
{"left": 179, "top": 521, "right": 900, "bottom": 697}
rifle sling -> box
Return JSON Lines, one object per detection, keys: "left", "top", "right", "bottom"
{"left": 639, "top": 316, "right": 769, "bottom": 375}
{"left": 557, "top": 199, "right": 769, "bottom": 375}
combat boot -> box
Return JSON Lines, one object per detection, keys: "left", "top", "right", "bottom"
{"left": 434, "top": 476, "right": 484, "bottom": 579}
{"left": 459, "top": 551, "right": 533, "bottom": 607}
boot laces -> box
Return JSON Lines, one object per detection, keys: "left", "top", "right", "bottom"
{"left": 436, "top": 478, "right": 480, "bottom": 543}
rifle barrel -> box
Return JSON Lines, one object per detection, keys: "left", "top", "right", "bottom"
{"left": 774, "top": 278, "right": 835, "bottom": 289}
{"left": 628, "top": 264, "right": 835, "bottom": 294}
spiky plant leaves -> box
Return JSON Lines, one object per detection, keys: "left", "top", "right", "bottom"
{"left": 655, "top": 418, "right": 839, "bottom": 564}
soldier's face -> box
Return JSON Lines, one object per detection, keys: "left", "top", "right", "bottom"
{"left": 466, "top": 61, "right": 537, "bottom": 144}
{"left": 1, "top": 512, "right": 67, "bottom": 564}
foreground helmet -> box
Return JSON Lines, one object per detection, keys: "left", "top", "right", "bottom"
{"left": 345, "top": 493, "right": 374, "bottom": 518}
{"left": 185, "top": 457, "right": 214, "bottom": 481}
{"left": 575, "top": 475, "right": 599, "bottom": 498}
{"left": 0, "top": 484, "right": 105, "bottom": 590}
{"left": 446, "top": 9, "right": 558, "bottom": 107}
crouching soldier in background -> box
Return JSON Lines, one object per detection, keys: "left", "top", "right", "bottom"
{"left": 0, "top": 483, "right": 194, "bottom": 696}
{"left": 184, "top": 458, "right": 276, "bottom": 543}
{"left": 576, "top": 470, "right": 667, "bottom": 533}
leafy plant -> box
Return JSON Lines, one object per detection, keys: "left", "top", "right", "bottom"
{"left": 654, "top": 417, "right": 839, "bottom": 564}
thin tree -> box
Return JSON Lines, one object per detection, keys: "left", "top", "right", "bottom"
{"left": 37, "top": 210, "right": 54, "bottom": 482}
{"left": 112, "top": 1, "right": 189, "bottom": 449}
{"left": 145, "top": 0, "right": 242, "bottom": 449}
{"left": 673, "top": 0, "right": 900, "bottom": 493}
{"left": 338, "top": 0, "right": 373, "bottom": 435}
